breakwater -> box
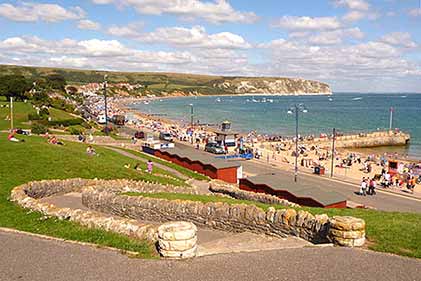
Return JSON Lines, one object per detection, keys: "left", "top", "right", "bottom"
{"left": 308, "top": 130, "right": 410, "bottom": 149}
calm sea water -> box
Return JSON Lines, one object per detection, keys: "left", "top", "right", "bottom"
{"left": 130, "top": 93, "right": 421, "bottom": 159}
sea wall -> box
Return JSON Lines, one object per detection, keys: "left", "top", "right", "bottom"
{"left": 308, "top": 131, "right": 410, "bottom": 148}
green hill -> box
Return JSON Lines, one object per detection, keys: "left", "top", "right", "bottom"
{"left": 0, "top": 64, "right": 331, "bottom": 96}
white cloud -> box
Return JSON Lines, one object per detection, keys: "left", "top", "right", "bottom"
{"left": 107, "top": 24, "right": 250, "bottom": 49}
{"left": 0, "top": 34, "right": 420, "bottom": 93}
{"left": 92, "top": 0, "right": 258, "bottom": 24}
{"left": 258, "top": 36, "right": 421, "bottom": 92}
{"left": 409, "top": 8, "right": 421, "bottom": 17}
{"left": 342, "top": 10, "right": 365, "bottom": 22}
{"left": 107, "top": 22, "right": 144, "bottom": 38}
{"left": 308, "top": 28, "right": 364, "bottom": 45}
{"left": 77, "top": 19, "right": 101, "bottom": 30}
{"left": 0, "top": 3, "right": 85, "bottom": 22}
{"left": 272, "top": 16, "right": 341, "bottom": 31}
{"left": 333, "top": 0, "right": 370, "bottom": 11}
{"left": 380, "top": 32, "right": 417, "bottom": 48}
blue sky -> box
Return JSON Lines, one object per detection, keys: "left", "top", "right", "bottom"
{"left": 1, "top": 0, "right": 421, "bottom": 92}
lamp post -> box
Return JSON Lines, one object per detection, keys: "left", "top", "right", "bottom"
{"left": 287, "top": 104, "right": 308, "bottom": 182}
{"left": 189, "top": 103, "right": 194, "bottom": 128}
{"left": 331, "top": 128, "right": 336, "bottom": 178}
{"left": 103, "top": 75, "right": 108, "bottom": 134}
{"left": 189, "top": 103, "right": 194, "bottom": 144}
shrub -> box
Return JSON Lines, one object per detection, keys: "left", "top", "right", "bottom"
{"left": 31, "top": 123, "right": 48, "bottom": 135}
{"left": 48, "top": 118, "right": 83, "bottom": 127}
{"left": 68, "top": 126, "right": 84, "bottom": 135}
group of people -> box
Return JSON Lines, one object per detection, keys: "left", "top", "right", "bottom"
{"left": 359, "top": 177, "right": 377, "bottom": 196}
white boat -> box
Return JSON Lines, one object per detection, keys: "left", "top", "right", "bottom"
{"left": 143, "top": 100, "right": 150, "bottom": 105}
{"left": 215, "top": 98, "right": 221, "bottom": 102}
{"left": 352, "top": 97, "right": 362, "bottom": 101}
{"left": 328, "top": 98, "right": 333, "bottom": 101}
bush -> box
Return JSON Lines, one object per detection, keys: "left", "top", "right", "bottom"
{"left": 48, "top": 118, "right": 83, "bottom": 127}
{"left": 81, "top": 121, "right": 92, "bottom": 129}
{"left": 31, "top": 123, "right": 48, "bottom": 135}
{"left": 68, "top": 126, "right": 84, "bottom": 135}
{"left": 28, "top": 113, "right": 43, "bottom": 121}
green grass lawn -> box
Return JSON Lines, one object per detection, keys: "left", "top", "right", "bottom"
{"left": 0, "top": 100, "right": 36, "bottom": 130}
{"left": 121, "top": 148, "right": 209, "bottom": 181}
{"left": 48, "top": 107, "right": 78, "bottom": 121}
{"left": 0, "top": 133, "right": 192, "bottom": 257}
{"left": 127, "top": 192, "right": 421, "bottom": 259}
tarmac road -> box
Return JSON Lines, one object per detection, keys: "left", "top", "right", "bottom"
{"left": 1, "top": 230, "right": 420, "bottom": 281}
{"left": 240, "top": 160, "right": 421, "bottom": 213}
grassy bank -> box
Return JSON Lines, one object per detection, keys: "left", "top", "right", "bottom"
{"left": 0, "top": 99, "right": 36, "bottom": 130}
{"left": 121, "top": 148, "right": 209, "bottom": 181}
{"left": 127, "top": 192, "right": 421, "bottom": 259}
{"left": 0, "top": 133, "right": 193, "bottom": 257}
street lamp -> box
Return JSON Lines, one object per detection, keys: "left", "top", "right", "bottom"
{"left": 287, "top": 104, "right": 308, "bottom": 182}
{"left": 189, "top": 103, "right": 194, "bottom": 127}
{"left": 103, "top": 75, "right": 108, "bottom": 134}
{"left": 189, "top": 103, "right": 194, "bottom": 144}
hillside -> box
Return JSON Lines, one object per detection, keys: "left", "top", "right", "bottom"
{"left": 0, "top": 64, "right": 332, "bottom": 96}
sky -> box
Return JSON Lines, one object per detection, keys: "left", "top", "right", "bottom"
{"left": 0, "top": 0, "right": 421, "bottom": 92}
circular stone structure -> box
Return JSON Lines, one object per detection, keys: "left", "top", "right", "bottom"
{"left": 157, "top": 221, "right": 198, "bottom": 259}
{"left": 329, "top": 216, "right": 366, "bottom": 247}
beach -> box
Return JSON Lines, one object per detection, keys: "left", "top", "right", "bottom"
{"left": 87, "top": 94, "right": 417, "bottom": 195}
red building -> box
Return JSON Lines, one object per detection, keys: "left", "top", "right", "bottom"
{"left": 240, "top": 173, "right": 347, "bottom": 208}
{"left": 143, "top": 143, "right": 242, "bottom": 184}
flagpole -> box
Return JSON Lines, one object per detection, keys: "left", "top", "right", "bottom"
{"left": 389, "top": 107, "right": 393, "bottom": 131}
{"left": 10, "top": 97, "right": 13, "bottom": 131}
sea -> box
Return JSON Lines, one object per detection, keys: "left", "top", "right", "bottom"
{"left": 129, "top": 93, "right": 421, "bottom": 159}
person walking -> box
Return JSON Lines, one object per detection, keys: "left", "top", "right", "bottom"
{"left": 147, "top": 160, "right": 153, "bottom": 174}
{"left": 360, "top": 177, "right": 367, "bottom": 196}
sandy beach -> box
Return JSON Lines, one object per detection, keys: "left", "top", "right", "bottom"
{"left": 101, "top": 95, "right": 420, "bottom": 195}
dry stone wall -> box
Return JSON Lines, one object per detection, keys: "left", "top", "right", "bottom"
{"left": 209, "top": 180, "right": 300, "bottom": 208}
{"left": 84, "top": 188, "right": 333, "bottom": 244}
{"left": 11, "top": 179, "right": 366, "bottom": 247}
{"left": 10, "top": 178, "right": 197, "bottom": 243}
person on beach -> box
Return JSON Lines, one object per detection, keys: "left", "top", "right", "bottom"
{"left": 368, "top": 178, "right": 376, "bottom": 195}
{"left": 147, "top": 160, "right": 153, "bottom": 173}
{"left": 360, "top": 177, "right": 367, "bottom": 196}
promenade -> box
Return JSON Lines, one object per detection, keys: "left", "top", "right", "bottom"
{"left": 1, "top": 230, "right": 420, "bottom": 281}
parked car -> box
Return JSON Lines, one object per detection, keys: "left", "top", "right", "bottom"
{"left": 159, "top": 132, "right": 173, "bottom": 142}
{"left": 205, "top": 142, "right": 225, "bottom": 154}
{"left": 111, "top": 115, "right": 125, "bottom": 126}
{"left": 134, "top": 131, "right": 145, "bottom": 139}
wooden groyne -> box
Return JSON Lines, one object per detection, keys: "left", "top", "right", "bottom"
{"left": 308, "top": 130, "right": 410, "bottom": 149}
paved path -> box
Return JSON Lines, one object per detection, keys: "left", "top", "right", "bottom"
{"left": 104, "top": 146, "right": 189, "bottom": 180}
{"left": 40, "top": 193, "right": 309, "bottom": 256}
{"left": 240, "top": 159, "right": 421, "bottom": 213}
{"left": 1, "top": 230, "right": 420, "bottom": 281}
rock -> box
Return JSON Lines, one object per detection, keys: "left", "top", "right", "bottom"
{"left": 329, "top": 229, "right": 365, "bottom": 239}
{"left": 158, "top": 236, "right": 197, "bottom": 251}
{"left": 159, "top": 245, "right": 197, "bottom": 259}
{"left": 158, "top": 221, "right": 197, "bottom": 241}
{"left": 330, "top": 216, "right": 365, "bottom": 231}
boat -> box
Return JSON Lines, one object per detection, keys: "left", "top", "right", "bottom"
{"left": 328, "top": 98, "right": 333, "bottom": 101}
{"left": 215, "top": 98, "right": 221, "bottom": 103}
{"left": 143, "top": 100, "right": 150, "bottom": 105}
{"left": 352, "top": 97, "right": 363, "bottom": 101}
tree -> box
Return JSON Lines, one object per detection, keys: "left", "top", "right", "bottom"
{"left": 0, "top": 75, "right": 31, "bottom": 101}
{"left": 45, "top": 74, "right": 66, "bottom": 91}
